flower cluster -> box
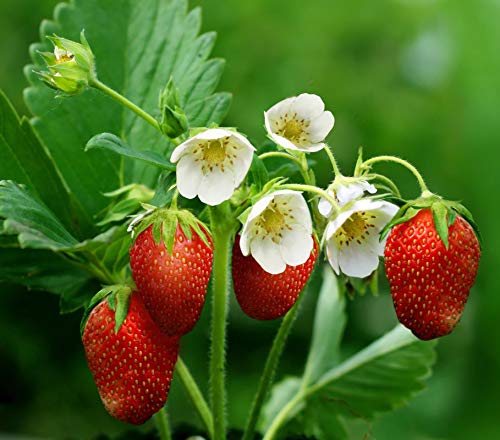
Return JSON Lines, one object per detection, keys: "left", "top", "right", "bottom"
{"left": 167, "top": 93, "right": 397, "bottom": 280}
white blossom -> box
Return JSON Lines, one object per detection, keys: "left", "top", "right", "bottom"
{"left": 324, "top": 198, "right": 398, "bottom": 278}
{"left": 318, "top": 180, "right": 376, "bottom": 218}
{"left": 264, "top": 93, "right": 334, "bottom": 152}
{"left": 240, "top": 190, "right": 313, "bottom": 274}
{"left": 170, "top": 128, "right": 255, "bottom": 206}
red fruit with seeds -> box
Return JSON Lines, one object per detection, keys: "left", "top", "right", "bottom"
{"left": 232, "top": 235, "right": 318, "bottom": 320}
{"left": 130, "top": 223, "right": 213, "bottom": 337}
{"left": 384, "top": 208, "right": 480, "bottom": 340}
{"left": 82, "top": 293, "right": 179, "bottom": 424}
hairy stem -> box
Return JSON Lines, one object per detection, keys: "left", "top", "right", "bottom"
{"left": 324, "top": 145, "right": 342, "bottom": 177}
{"left": 259, "top": 151, "right": 303, "bottom": 167}
{"left": 362, "top": 155, "right": 430, "bottom": 195}
{"left": 89, "top": 78, "right": 161, "bottom": 132}
{"left": 280, "top": 183, "right": 339, "bottom": 212}
{"left": 209, "top": 206, "right": 234, "bottom": 440}
{"left": 176, "top": 357, "right": 214, "bottom": 439}
{"left": 242, "top": 292, "right": 306, "bottom": 440}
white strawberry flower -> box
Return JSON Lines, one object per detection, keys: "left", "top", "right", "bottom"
{"left": 170, "top": 128, "right": 255, "bottom": 206}
{"left": 324, "top": 198, "right": 398, "bottom": 278}
{"left": 318, "top": 180, "right": 377, "bottom": 218}
{"left": 264, "top": 93, "right": 335, "bottom": 153}
{"left": 240, "top": 190, "right": 313, "bottom": 274}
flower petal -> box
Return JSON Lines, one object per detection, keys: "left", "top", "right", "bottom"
{"left": 318, "top": 196, "right": 333, "bottom": 217}
{"left": 277, "top": 192, "right": 312, "bottom": 233}
{"left": 325, "top": 208, "right": 357, "bottom": 239}
{"left": 308, "top": 111, "right": 335, "bottom": 143}
{"left": 371, "top": 202, "right": 399, "bottom": 231}
{"left": 326, "top": 237, "right": 341, "bottom": 275}
{"left": 338, "top": 239, "right": 380, "bottom": 278}
{"left": 302, "top": 142, "right": 326, "bottom": 153}
{"left": 292, "top": 93, "right": 325, "bottom": 120}
{"left": 196, "top": 128, "right": 233, "bottom": 140}
{"left": 197, "top": 168, "right": 235, "bottom": 206}
{"left": 229, "top": 137, "right": 255, "bottom": 186}
{"left": 176, "top": 155, "right": 203, "bottom": 199}
{"left": 265, "top": 97, "right": 295, "bottom": 121}
{"left": 280, "top": 226, "right": 313, "bottom": 266}
{"left": 251, "top": 237, "right": 287, "bottom": 274}
{"left": 170, "top": 137, "right": 197, "bottom": 163}
{"left": 266, "top": 131, "right": 302, "bottom": 151}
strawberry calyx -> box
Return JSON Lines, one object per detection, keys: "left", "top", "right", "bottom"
{"left": 128, "top": 205, "right": 212, "bottom": 254}
{"left": 380, "top": 192, "right": 481, "bottom": 249}
{"left": 80, "top": 284, "right": 133, "bottom": 336}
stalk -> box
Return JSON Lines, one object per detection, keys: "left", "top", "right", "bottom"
{"left": 242, "top": 292, "right": 306, "bottom": 440}
{"left": 209, "top": 205, "right": 234, "bottom": 440}
{"left": 176, "top": 357, "right": 214, "bottom": 439}
{"left": 89, "top": 78, "right": 161, "bottom": 132}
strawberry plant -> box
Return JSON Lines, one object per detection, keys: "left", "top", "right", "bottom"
{"left": 0, "top": 0, "right": 481, "bottom": 438}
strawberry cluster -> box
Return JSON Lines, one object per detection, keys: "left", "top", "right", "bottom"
{"left": 81, "top": 209, "right": 214, "bottom": 424}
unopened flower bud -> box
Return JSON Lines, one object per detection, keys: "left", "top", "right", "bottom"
{"left": 159, "top": 77, "right": 189, "bottom": 139}
{"left": 36, "top": 31, "right": 95, "bottom": 96}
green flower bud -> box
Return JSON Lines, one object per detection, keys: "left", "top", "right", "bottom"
{"left": 159, "top": 77, "right": 189, "bottom": 139}
{"left": 36, "top": 30, "right": 95, "bottom": 96}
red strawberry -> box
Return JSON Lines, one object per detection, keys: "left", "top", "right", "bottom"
{"left": 130, "top": 223, "right": 213, "bottom": 337}
{"left": 82, "top": 292, "right": 179, "bottom": 424}
{"left": 232, "top": 235, "right": 318, "bottom": 320}
{"left": 384, "top": 208, "right": 480, "bottom": 340}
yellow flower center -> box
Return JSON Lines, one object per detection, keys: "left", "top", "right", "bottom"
{"left": 261, "top": 207, "right": 285, "bottom": 234}
{"left": 335, "top": 211, "right": 377, "bottom": 247}
{"left": 281, "top": 120, "right": 304, "bottom": 141}
{"left": 203, "top": 140, "right": 226, "bottom": 165}
{"left": 341, "top": 213, "right": 366, "bottom": 238}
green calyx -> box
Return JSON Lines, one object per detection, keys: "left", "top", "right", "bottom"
{"left": 80, "top": 284, "right": 133, "bottom": 337}
{"left": 36, "top": 30, "right": 95, "bottom": 96}
{"left": 130, "top": 205, "right": 212, "bottom": 255}
{"left": 380, "top": 193, "right": 481, "bottom": 249}
{"left": 159, "top": 76, "right": 189, "bottom": 139}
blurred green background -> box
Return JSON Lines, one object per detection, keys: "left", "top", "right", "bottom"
{"left": 1, "top": 0, "right": 499, "bottom": 438}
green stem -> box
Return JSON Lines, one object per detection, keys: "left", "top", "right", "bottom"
{"left": 369, "top": 173, "right": 401, "bottom": 198}
{"left": 176, "top": 357, "right": 214, "bottom": 439}
{"left": 362, "top": 155, "right": 430, "bottom": 195}
{"left": 242, "top": 291, "right": 306, "bottom": 440}
{"left": 280, "top": 183, "right": 339, "bottom": 212}
{"left": 209, "top": 211, "right": 233, "bottom": 440}
{"left": 89, "top": 78, "right": 161, "bottom": 132}
{"left": 259, "top": 151, "right": 303, "bottom": 167}
{"left": 324, "top": 145, "right": 342, "bottom": 177}
{"left": 154, "top": 407, "right": 172, "bottom": 440}
{"left": 262, "top": 393, "right": 304, "bottom": 440}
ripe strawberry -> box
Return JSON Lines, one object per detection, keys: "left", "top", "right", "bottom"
{"left": 232, "top": 235, "right": 318, "bottom": 320}
{"left": 384, "top": 208, "right": 480, "bottom": 340}
{"left": 82, "top": 291, "right": 179, "bottom": 424}
{"left": 130, "top": 222, "right": 213, "bottom": 337}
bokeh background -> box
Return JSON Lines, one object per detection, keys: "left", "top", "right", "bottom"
{"left": 1, "top": 0, "right": 499, "bottom": 438}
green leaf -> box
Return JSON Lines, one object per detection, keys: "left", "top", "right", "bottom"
{"left": 302, "top": 267, "right": 346, "bottom": 387}
{"left": 0, "top": 180, "right": 78, "bottom": 250}
{"left": 86, "top": 133, "right": 175, "bottom": 171}
{"left": 310, "top": 325, "right": 436, "bottom": 417}
{"left": 150, "top": 171, "right": 176, "bottom": 207}
{"left": 431, "top": 202, "right": 449, "bottom": 248}
{"left": 264, "top": 326, "right": 436, "bottom": 439}
{"left": 249, "top": 154, "right": 269, "bottom": 190}
{"left": 0, "top": 90, "right": 91, "bottom": 236}
{"left": 0, "top": 248, "right": 92, "bottom": 298}
{"left": 25, "top": 0, "right": 231, "bottom": 222}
